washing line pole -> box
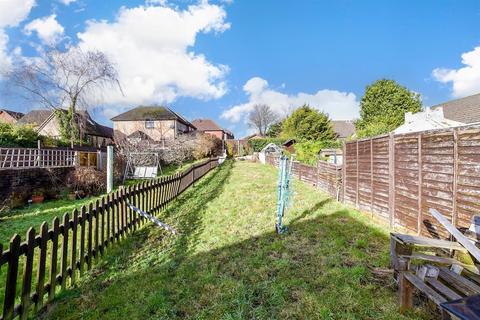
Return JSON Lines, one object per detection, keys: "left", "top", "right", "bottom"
{"left": 276, "top": 155, "right": 293, "bottom": 234}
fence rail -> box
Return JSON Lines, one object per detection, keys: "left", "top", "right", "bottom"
{"left": 0, "top": 157, "right": 219, "bottom": 320}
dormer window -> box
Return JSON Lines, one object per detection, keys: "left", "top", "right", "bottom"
{"left": 145, "top": 119, "right": 154, "bottom": 129}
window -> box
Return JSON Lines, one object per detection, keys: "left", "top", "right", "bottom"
{"left": 145, "top": 119, "right": 154, "bottom": 129}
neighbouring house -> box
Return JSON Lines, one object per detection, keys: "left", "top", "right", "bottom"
{"left": 191, "top": 119, "right": 234, "bottom": 140}
{"left": 394, "top": 108, "right": 465, "bottom": 134}
{"left": 431, "top": 93, "right": 480, "bottom": 124}
{"left": 0, "top": 109, "right": 24, "bottom": 124}
{"left": 332, "top": 120, "right": 356, "bottom": 139}
{"left": 18, "top": 109, "right": 113, "bottom": 147}
{"left": 111, "top": 106, "right": 196, "bottom": 143}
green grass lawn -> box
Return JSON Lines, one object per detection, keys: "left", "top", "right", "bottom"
{"left": 0, "top": 196, "right": 100, "bottom": 247}
{"left": 27, "top": 161, "right": 430, "bottom": 319}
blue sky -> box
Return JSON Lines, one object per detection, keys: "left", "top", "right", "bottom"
{"left": 1, "top": 0, "right": 480, "bottom": 138}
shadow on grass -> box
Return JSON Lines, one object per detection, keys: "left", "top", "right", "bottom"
{"left": 39, "top": 161, "right": 432, "bottom": 320}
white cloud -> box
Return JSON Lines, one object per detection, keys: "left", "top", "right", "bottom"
{"left": 76, "top": 2, "right": 230, "bottom": 113}
{"left": 221, "top": 77, "right": 359, "bottom": 123}
{"left": 0, "top": 0, "right": 36, "bottom": 28}
{"left": 432, "top": 46, "right": 480, "bottom": 98}
{"left": 0, "top": 0, "right": 36, "bottom": 73}
{"left": 59, "top": 0, "right": 76, "bottom": 4}
{"left": 24, "top": 14, "right": 64, "bottom": 44}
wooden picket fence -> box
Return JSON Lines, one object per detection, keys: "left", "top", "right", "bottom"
{"left": 0, "top": 157, "right": 219, "bottom": 320}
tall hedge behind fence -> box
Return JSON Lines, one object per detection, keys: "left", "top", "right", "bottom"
{"left": 265, "top": 155, "right": 342, "bottom": 199}
{"left": 0, "top": 158, "right": 219, "bottom": 320}
{"left": 343, "top": 126, "right": 480, "bottom": 239}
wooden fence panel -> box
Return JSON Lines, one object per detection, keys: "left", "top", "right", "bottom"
{"left": 341, "top": 125, "right": 480, "bottom": 240}
{"left": 0, "top": 157, "right": 219, "bottom": 320}
{"left": 394, "top": 134, "right": 419, "bottom": 233}
{"left": 358, "top": 140, "right": 372, "bottom": 212}
{"left": 265, "top": 155, "right": 342, "bottom": 199}
{"left": 419, "top": 131, "right": 455, "bottom": 238}
{"left": 371, "top": 136, "right": 390, "bottom": 222}
{"left": 344, "top": 141, "right": 358, "bottom": 206}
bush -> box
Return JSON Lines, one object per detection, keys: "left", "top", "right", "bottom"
{"left": 295, "top": 140, "right": 341, "bottom": 165}
{"left": 193, "top": 133, "right": 222, "bottom": 160}
{"left": 0, "top": 123, "right": 40, "bottom": 147}
{"left": 248, "top": 138, "right": 287, "bottom": 152}
{"left": 66, "top": 167, "right": 107, "bottom": 195}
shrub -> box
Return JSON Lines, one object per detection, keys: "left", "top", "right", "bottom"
{"left": 66, "top": 167, "right": 107, "bottom": 195}
{"left": 248, "top": 138, "right": 287, "bottom": 152}
{"left": 295, "top": 140, "right": 341, "bottom": 165}
{"left": 0, "top": 123, "right": 39, "bottom": 147}
{"left": 193, "top": 133, "right": 222, "bottom": 160}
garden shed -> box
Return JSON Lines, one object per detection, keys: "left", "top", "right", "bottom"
{"left": 259, "top": 143, "right": 283, "bottom": 164}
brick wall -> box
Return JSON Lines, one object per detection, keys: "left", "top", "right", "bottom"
{"left": 0, "top": 167, "right": 74, "bottom": 208}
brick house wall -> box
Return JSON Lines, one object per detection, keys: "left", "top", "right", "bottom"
{"left": 113, "top": 119, "right": 192, "bottom": 141}
{"left": 203, "top": 130, "right": 224, "bottom": 140}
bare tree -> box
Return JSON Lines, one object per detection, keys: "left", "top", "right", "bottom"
{"left": 248, "top": 104, "right": 278, "bottom": 136}
{"left": 162, "top": 133, "right": 197, "bottom": 167}
{"left": 3, "top": 47, "right": 122, "bottom": 143}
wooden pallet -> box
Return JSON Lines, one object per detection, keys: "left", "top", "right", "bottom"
{"left": 391, "top": 210, "right": 480, "bottom": 319}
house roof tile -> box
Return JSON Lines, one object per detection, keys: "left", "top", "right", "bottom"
{"left": 0, "top": 109, "right": 24, "bottom": 120}
{"left": 111, "top": 106, "right": 195, "bottom": 128}
{"left": 431, "top": 93, "right": 480, "bottom": 124}
{"left": 332, "top": 120, "right": 356, "bottom": 138}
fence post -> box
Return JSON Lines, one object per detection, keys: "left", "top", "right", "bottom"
{"left": 388, "top": 133, "right": 395, "bottom": 229}
{"left": 370, "top": 138, "right": 374, "bottom": 215}
{"left": 356, "top": 140, "right": 359, "bottom": 209}
{"left": 452, "top": 129, "right": 458, "bottom": 230}
{"left": 20, "top": 228, "right": 35, "bottom": 320}
{"left": 3, "top": 234, "right": 21, "bottom": 320}
{"left": 107, "top": 145, "right": 114, "bottom": 193}
{"left": 417, "top": 134, "right": 423, "bottom": 235}
{"left": 342, "top": 143, "right": 346, "bottom": 204}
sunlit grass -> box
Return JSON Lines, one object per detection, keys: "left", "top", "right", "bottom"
{"left": 14, "top": 161, "right": 430, "bottom": 319}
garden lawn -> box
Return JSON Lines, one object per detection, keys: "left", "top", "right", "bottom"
{"left": 39, "top": 160, "right": 432, "bottom": 320}
{"left": 0, "top": 196, "right": 100, "bottom": 246}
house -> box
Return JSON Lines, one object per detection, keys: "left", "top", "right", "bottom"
{"left": 431, "top": 93, "right": 480, "bottom": 124}
{"left": 19, "top": 109, "right": 113, "bottom": 147}
{"left": 191, "top": 119, "right": 234, "bottom": 140}
{"left": 394, "top": 108, "right": 464, "bottom": 134}
{"left": 0, "top": 109, "right": 24, "bottom": 124}
{"left": 111, "top": 106, "right": 196, "bottom": 143}
{"left": 332, "top": 120, "right": 356, "bottom": 139}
